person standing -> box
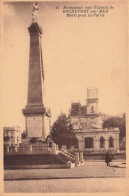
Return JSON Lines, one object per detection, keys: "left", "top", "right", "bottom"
{"left": 105, "top": 151, "right": 111, "bottom": 166}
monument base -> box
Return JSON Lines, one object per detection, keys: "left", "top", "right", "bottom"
{"left": 4, "top": 148, "right": 76, "bottom": 169}
{"left": 16, "top": 141, "right": 58, "bottom": 154}
{"left": 4, "top": 141, "right": 77, "bottom": 169}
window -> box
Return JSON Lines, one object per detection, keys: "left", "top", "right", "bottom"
{"left": 109, "top": 137, "right": 114, "bottom": 147}
{"left": 11, "top": 132, "right": 13, "bottom": 139}
{"left": 11, "top": 140, "right": 13, "bottom": 146}
{"left": 100, "top": 137, "right": 105, "bottom": 148}
{"left": 74, "top": 139, "right": 78, "bottom": 148}
{"left": 91, "top": 106, "right": 94, "bottom": 113}
{"left": 85, "top": 138, "right": 93, "bottom": 148}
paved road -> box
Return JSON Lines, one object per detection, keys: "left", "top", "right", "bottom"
{"left": 4, "top": 161, "right": 126, "bottom": 180}
{"left": 4, "top": 178, "right": 127, "bottom": 193}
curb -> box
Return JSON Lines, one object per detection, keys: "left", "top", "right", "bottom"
{"left": 4, "top": 175, "right": 126, "bottom": 181}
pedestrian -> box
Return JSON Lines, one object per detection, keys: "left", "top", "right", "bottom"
{"left": 105, "top": 151, "right": 111, "bottom": 166}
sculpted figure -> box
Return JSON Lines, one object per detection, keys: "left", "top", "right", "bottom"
{"left": 32, "top": 2, "right": 39, "bottom": 23}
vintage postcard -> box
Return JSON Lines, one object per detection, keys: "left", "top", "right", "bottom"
{"left": 1, "top": 0, "right": 128, "bottom": 195}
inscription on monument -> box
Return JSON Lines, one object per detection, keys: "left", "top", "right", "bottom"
{"left": 27, "top": 116, "right": 42, "bottom": 137}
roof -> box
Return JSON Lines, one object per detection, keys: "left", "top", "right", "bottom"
{"left": 3, "top": 126, "right": 21, "bottom": 131}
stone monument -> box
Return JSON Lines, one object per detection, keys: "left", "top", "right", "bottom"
{"left": 4, "top": 3, "right": 76, "bottom": 169}
{"left": 22, "top": 2, "right": 50, "bottom": 141}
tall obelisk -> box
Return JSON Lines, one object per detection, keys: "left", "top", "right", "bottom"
{"left": 22, "top": 3, "right": 50, "bottom": 140}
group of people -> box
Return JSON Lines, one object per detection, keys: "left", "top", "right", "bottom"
{"left": 105, "top": 151, "right": 113, "bottom": 166}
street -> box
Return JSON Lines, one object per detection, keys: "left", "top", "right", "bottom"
{"left": 4, "top": 161, "right": 126, "bottom": 193}
{"left": 4, "top": 178, "right": 127, "bottom": 192}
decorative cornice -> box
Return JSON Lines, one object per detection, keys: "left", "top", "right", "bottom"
{"left": 22, "top": 107, "right": 46, "bottom": 116}
{"left": 70, "top": 114, "right": 100, "bottom": 118}
{"left": 86, "top": 98, "right": 98, "bottom": 103}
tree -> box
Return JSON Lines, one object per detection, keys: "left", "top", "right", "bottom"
{"left": 119, "top": 113, "right": 126, "bottom": 139}
{"left": 51, "top": 113, "right": 76, "bottom": 148}
{"left": 103, "top": 113, "right": 126, "bottom": 139}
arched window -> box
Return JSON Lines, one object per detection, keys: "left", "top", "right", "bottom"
{"left": 100, "top": 137, "right": 105, "bottom": 148}
{"left": 109, "top": 137, "right": 114, "bottom": 147}
{"left": 85, "top": 138, "right": 93, "bottom": 148}
{"left": 11, "top": 140, "right": 13, "bottom": 146}
{"left": 91, "top": 106, "right": 94, "bottom": 113}
{"left": 74, "top": 138, "right": 78, "bottom": 148}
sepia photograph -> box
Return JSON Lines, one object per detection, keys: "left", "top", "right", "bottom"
{"left": 1, "top": 0, "right": 128, "bottom": 193}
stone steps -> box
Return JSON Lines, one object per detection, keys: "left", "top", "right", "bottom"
{"left": 58, "top": 152, "right": 75, "bottom": 163}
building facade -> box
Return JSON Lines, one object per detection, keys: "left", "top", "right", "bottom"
{"left": 70, "top": 88, "right": 120, "bottom": 154}
{"left": 3, "top": 126, "right": 21, "bottom": 148}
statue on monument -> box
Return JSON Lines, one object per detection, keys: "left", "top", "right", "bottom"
{"left": 32, "top": 2, "right": 39, "bottom": 23}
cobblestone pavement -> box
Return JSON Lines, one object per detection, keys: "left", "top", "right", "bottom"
{"left": 4, "top": 178, "right": 127, "bottom": 193}
{"left": 4, "top": 161, "right": 126, "bottom": 180}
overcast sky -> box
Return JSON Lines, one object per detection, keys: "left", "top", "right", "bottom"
{"left": 1, "top": 1, "right": 128, "bottom": 131}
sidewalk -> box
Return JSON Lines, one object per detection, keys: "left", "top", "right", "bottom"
{"left": 4, "top": 161, "right": 126, "bottom": 180}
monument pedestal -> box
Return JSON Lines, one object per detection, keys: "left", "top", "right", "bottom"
{"left": 23, "top": 107, "right": 50, "bottom": 141}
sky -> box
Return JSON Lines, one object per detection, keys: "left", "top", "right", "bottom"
{"left": 1, "top": 1, "right": 128, "bottom": 131}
